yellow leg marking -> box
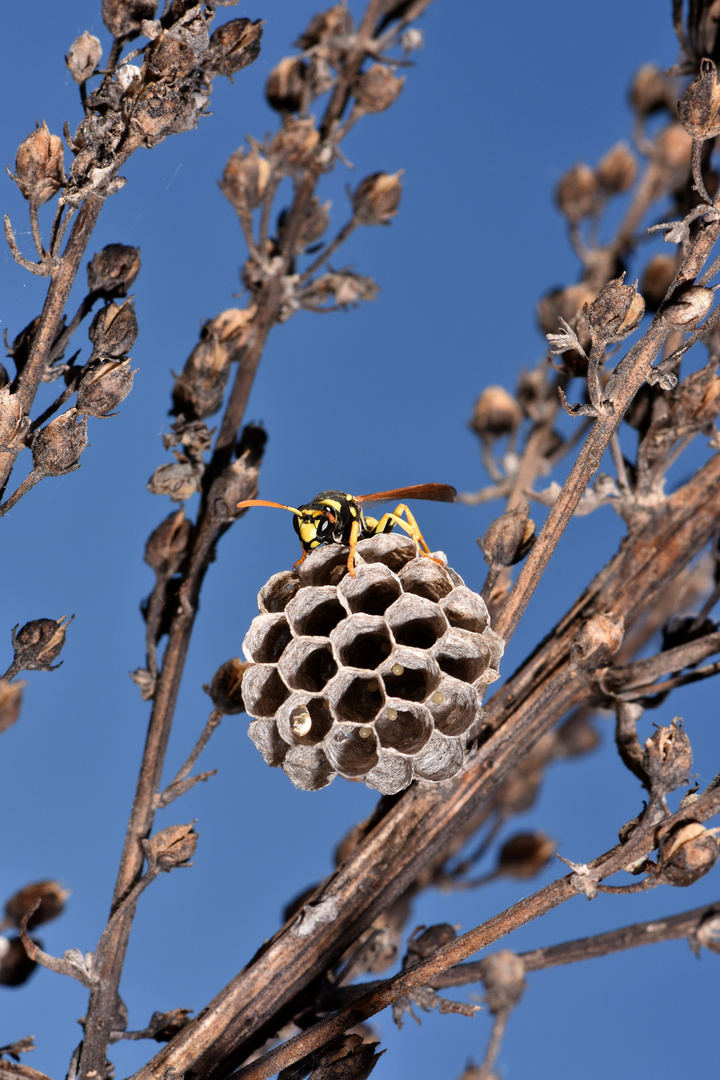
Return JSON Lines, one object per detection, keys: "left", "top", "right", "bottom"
{"left": 347, "top": 518, "right": 360, "bottom": 576}
{"left": 371, "top": 504, "right": 443, "bottom": 564}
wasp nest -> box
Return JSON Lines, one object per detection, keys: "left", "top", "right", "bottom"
{"left": 241, "top": 535, "right": 504, "bottom": 795}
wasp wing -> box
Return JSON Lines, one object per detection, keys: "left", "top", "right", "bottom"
{"left": 356, "top": 483, "right": 456, "bottom": 504}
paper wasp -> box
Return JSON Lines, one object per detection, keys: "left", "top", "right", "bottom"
{"left": 237, "top": 483, "right": 456, "bottom": 576}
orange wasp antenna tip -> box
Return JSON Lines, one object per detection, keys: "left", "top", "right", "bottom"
{"left": 237, "top": 499, "right": 302, "bottom": 515}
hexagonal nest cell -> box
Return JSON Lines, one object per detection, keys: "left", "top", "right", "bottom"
{"left": 242, "top": 534, "right": 504, "bottom": 795}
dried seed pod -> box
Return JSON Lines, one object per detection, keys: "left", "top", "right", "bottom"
{"left": 270, "top": 118, "right": 320, "bottom": 169}
{"left": 171, "top": 332, "right": 231, "bottom": 419}
{"left": 404, "top": 923, "right": 457, "bottom": 966}
{"left": 640, "top": 254, "right": 677, "bottom": 312}
{"left": 595, "top": 142, "right": 637, "bottom": 194}
{"left": 0, "top": 936, "right": 37, "bottom": 987}
{"left": 302, "top": 271, "right": 379, "bottom": 309}
{"left": 143, "top": 823, "right": 197, "bottom": 872}
{"left": 662, "top": 285, "right": 714, "bottom": 330}
{"left": 88, "top": 300, "right": 138, "bottom": 358}
{"left": 678, "top": 58, "right": 720, "bottom": 141}
{"left": 479, "top": 951, "right": 527, "bottom": 1013}
{"left": 536, "top": 283, "right": 596, "bottom": 352}
{"left": 13, "top": 122, "right": 65, "bottom": 204}
{"left": 658, "top": 821, "right": 719, "bottom": 886}
{"left": 144, "top": 508, "right": 192, "bottom": 577}
{"left": 144, "top": 1008, "right": 194, "bottom": 1042}
{"left": 629, "top": 63, "right": 672, "bottom": 116}
{"left": 87, "top": 244, "right": 140, "bottom": 298}
{"left": 266, "top": 56, "right": 306, "bottom": 113}
{"left": 469, "top": 385, "right": 522, "bottom": 440}
{"left": 571, "top": 612, "right": 625, "bottom": 670}
{"left": 0, "top": 388, "right": 29, "bottom": 452}
{"left": 555, "top": 163, "right": 597, "bottom": 223}
{"left": 242, "top": 536, "right": 503, "bottom": 793}
{"left": 643, "top": 717, "right": 692, "bottom": 794}
{"left": 586, "top": 276, "right": 645, "bottom": 344}
{"left": 352, "top": 64, "right": 404, "bottom": 113}
{"left": 480, "top": 507, "right": 535, "bottom": 567}
{"left": 205, "top": 18, "right": 263, "bottom": 78}
{"left": 205, "top": 658, "right": 251, "bottom": 715}
{"left": 66, "top": 31, "right": 102, "bottom": 83}
{"left": 2, "top": 881, "right": 70, "bottom": 930}
{"left": 77, "top": 359, "right": 135, "bottom": 417}
{"left": 296, "top": 5, "right": 353, "bottom": 49}
{"left": 278, "top": 197, "right": 330, "bottom": 253}
{"left": 497, "top": 831, "right": 555, "bottom": 878}
{"left": 11, "top": 616, "right": 73, "bottom": 673}
{"left": 147, "top": 460, "right": 203, "bottom": 501}
{"left": 102, "top": 0, "right": 157, "bottom": 40}
{"left": 352, "top": 171, "right": 403, "bottom": 225}
{"left": 220, "top": 148, "right": 271, "bottom": 211}
{"left": 654, "top": 123, "right": 693, "bottom": 174}
{"left": 31, "top": 411, "right": 88, "bottom": 476}
{"left": 0, "top": 679, "right": 24, "bottom": 735}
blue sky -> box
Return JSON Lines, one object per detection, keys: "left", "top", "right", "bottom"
{"left": 2, "top": 3, "right": 718, "bottom": 1079}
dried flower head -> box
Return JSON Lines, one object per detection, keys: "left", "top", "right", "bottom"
{"left": 220, "top": 147, "right": 272, "bottom": 211}
{"left": 205, "top": 18, "right": 263, "bottom": 79}
{"left": 144, "top": 509, "right": 192, "bottom": 577}
{"left": 585, "top": 276, "right": 645, "bottom": 344}
{"left": 171, "top": 332, "right": 231, "bottom": 419}
{"left": 571, "top": 612, "right": 625, "bottom": 670}
{"left": 470, "top": 385, "right": 522, "bottom": 440}
{"left": 10, "top": 615, "right": 74, "bottom": 673}
{"left": 77, "top": 359, "right": 136, "bottom": 418}
{"left": 0, "top": 388, "right": 30, "bottom": 452}
{"left": 0, "top": 679, "right": 24, "bottom": 735}
{"left": 480, "top": 508, "right": 536, "bottom": 568}
{"left": 662, "top": 285, "right": 714, "bottom": 330}
{"left": 352, "top": 171, "right": 403, "bottom": 225}
{"left": 143, "top": 823, "right": 198, "bottom": 872}
{"left": 102, "top": 0, "right": 157, "bottom": 40}
{"left": 678, "top": 58, "right": 720, "bottom": 141}
{"left": 2, "top": 881, "right": 70, "bottom": 931}
{"left": 595, "top": 142, "right": 637, "bottom": 194}
{"left": 147, "top": 459, "right": 204, "bottom": 502}
{"left": 640, "top": 253, "right": 677, "bottom": 312}
{"left": 0, "top": 936, "right": 37, "bottom": 987}
{"left": 205, "top": 658, "right": 251, "bottom": 715}
{"left": 643, "top": 717, "right": 692, "bottom": 794}
{"left": 658, "top": 821, "right": 719, "bottom": 887}
{"left": 479, "top": 950, "right": 527, "bottom": 1014}
{"left": 31, "top": 411, "right": 88, "bottom": 476}
{"left": 352, "top": 64, "right": 405, "bottom": 113}
{"left": 555, "top": 163, "right": 597, "bottom": 223}
{"left": 266, "top": 56, "right": 306, "bottom": 113}
{"left": 66, "top": 31, "right": 102, "bottom": 83}
{"left": 13, "top": 122, "right": 65, "bottom": 204}
{"left": 270, "top": 118, "right": 320, "bottom": 169}
{"left": 630, "top": 63, "right": 672, "bottom": 116}
{"left": 497, "top": 831, "right": 555, "bottom": 878}
{"left": 88, "top": 300, "right": 138, "bottom": 358}
{"left": 87, "top": 244, "right": 141, "bottom": 298}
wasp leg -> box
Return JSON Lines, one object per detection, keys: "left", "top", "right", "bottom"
{"left": 292, "top": 549, "right": 309, "bottom": 571}
{"left": 370, "top": 504, "right": 444, "bottom": 564}
{"left": 347, "top": 517, "right": 361, "bottom": 577}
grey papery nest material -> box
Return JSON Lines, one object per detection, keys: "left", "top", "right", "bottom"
{"left": 241, "top": 534, "right": 504, "bottom": 794}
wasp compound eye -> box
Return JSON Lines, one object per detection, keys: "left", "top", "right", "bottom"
{"left": 240, "top": 533, "right": 504, "bottom": 795}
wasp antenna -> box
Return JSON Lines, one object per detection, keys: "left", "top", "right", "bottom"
{"left": 237, "top": 499, "right": 302, "bottom": 516}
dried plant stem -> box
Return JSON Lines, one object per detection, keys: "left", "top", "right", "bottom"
{"left": 0, "top": 196, "right": 104, "bottom": 497}
{"left": 228, "top": 787, "right": 720, "bottom": 1080}
{"left": 128, "top": 448, "right": 720, "bottom": 1080}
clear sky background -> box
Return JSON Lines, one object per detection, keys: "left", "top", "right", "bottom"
{"left": 1, "top": 2, "right": 718, "bottom": 1079}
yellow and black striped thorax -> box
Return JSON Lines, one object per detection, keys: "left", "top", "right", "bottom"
{"left": 292, "top": 490, "right": 377, "bottom": 552}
